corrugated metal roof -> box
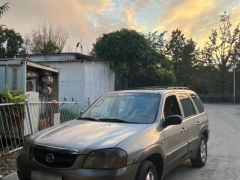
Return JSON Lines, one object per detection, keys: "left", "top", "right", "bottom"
{"left": 0, "top": 53, "right": 105, "bottom": 63}
{"left": 0, "top": 58, "right": 59, "bottom": 72}
{"left": 28, "top": 53, "right": 101, "bottom": 62}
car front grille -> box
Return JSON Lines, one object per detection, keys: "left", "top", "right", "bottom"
{"left": 33, "top": 147, "right": 78, "bottom": 168}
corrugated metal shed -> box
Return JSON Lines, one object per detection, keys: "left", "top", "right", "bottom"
{"left": 28, "top": 53, "right": 115, "bottom": 103}
{"left": 29, "top": 53, "right": 97, "bottom": 62}
{"left": 0, "top": 59, "right": 59, "bottom": 92}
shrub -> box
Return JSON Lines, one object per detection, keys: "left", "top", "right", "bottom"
{"left": 0, "top": 86, "right": 26, "bottom": 103}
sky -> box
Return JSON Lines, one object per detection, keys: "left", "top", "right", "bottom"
{"left": 1, "top": 0, "right": 240, "bottom": 53}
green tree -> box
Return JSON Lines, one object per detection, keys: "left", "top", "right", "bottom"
{"left": 0, "top": 3, "right": 9, "bottom": 18}
{"left": 202, "top": 12, "right": 240, "bottom": 93}
{"left": 146, "top": 31, "right": 173, "bottom": 70}
{"left": 26, "top": 24, "right": 68, "bottom": 54}
{"left": 92, "top": 28, "right": 175, "bottom": 89}
{"left": 146, "top": 31, "right": 167, "bottom": 54}
{"left": 0, "top": 27, "right": 25, "bottom": 58}
{"left": 0, "top": 3, "right": 9, "bottom": 28}
{"left": 167, "top": 29, "right": 197, "bottom": 87}
{"left": 133, "top": 65, "right": 176, "bottom": 87}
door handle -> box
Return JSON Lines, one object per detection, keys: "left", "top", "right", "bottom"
{"left": 197, "top": 121, "right": 201, "bottom": 125}
{"left": 181, "top": 127, "right": 187, "bottom": 133}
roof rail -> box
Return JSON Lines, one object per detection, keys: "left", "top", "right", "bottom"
{"left": 134, "top": 86, "right": 168, "bottom": 90}
{"left": 133, "top": 86, "right": 190, "bottom": 90}
{"left": 166, "top": 87, "right": 190, "bottom": 90}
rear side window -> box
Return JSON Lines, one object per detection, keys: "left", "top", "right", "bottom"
{"left": 191, "top": 95, "right": 204, "bottom": 113}
{"left": 178, "top": 94, "right": 196, "bottom": 118}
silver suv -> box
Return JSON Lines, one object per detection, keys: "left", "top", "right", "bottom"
{"left": 17, "top": 87, "right": 209, "bottom": 180}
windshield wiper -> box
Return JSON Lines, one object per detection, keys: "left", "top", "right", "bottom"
{"left": 99, "top": 118, "right": 131, "bottom": 123}
{"left": 78, "top": 117, "right": 101, "bottom": 122}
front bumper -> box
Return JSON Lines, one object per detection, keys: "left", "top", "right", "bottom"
{"left": 17, "top": 153, "right": 140, "bottom": 180}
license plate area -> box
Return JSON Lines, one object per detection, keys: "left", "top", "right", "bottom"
{"left": 31, "top": 171, "right": 62, "bottom": 180}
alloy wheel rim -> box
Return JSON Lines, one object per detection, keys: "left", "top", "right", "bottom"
{"left": 146, "top": 170, "right": 155, "bottom": 180}
{"left": 200, "top": 139, "right": 207, "bottom": 162}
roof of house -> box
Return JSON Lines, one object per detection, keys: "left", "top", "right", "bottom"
{"left": 0, "top": 58, "right": 59, "bottom": 72}
{"left": 28, "top": 53, "right": 101, "bottom": 63}
{"left": 0, "top": 53, "right": 102, "bottom": 63}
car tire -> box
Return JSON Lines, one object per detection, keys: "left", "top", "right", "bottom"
{"left": 136, "top": 160, "right": 159, "bottom": 180}
{"left": 191, "top": 135, "right": 207, "bottom": 168}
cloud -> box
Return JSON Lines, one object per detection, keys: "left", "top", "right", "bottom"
{"left": 1, "top": 0, "right": 148, "bottom": 51}
{"left": 119, "top": 0, "right": 161, "bottom": 31}
{"left": 158, "top": 0, "right": 215, "bottom": 35}
{"left": 120, "top": 7, "right": 145, "bottom": 31}
{"left": 1, "top": 0, "right": 239, "bottom": 51}
{"left": 122, "top": 8, "right": 134, "bottom": 22}
{"left": 1, "top": 0, "right": 114, "bottom": 52}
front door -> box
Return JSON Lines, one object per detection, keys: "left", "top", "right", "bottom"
{"left": 161, "top": 94, "right": 188, "bottom": 169}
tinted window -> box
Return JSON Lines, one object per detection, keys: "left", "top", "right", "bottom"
{"left": 164, "top": 95, "right": 181, "bottom": 118}
{"left": 179, "top": 94, "right": 196, "bottom": 118}
{"left": 192, "top": 96, "right": 204, "bottom": 113}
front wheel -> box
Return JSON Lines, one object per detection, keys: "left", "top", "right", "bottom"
{"left": 191, "top": 136, "right": 207, "bottom": 167}
{"left": 136, "top": 160, "right": 159, "bottom": 180}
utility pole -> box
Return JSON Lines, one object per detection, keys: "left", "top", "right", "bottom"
{"left": 233, "top": 63, "right": 236, "bottom": 104}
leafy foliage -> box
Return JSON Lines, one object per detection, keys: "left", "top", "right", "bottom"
{"left": 92, "top": 28, "right": 176, "bottom": 89}
{"left": 190, "top": 12, "right": 240, "bottom": 101}
{"left": 0, "top": 86, "right": 26, "bottom": 103}
{"left": 0, "top": 27, "right": 25, "bottom": 58}
{"left": 146, "top": 31, "right": 168, "bottom": 54}
{"left": 166, "top": 29, "right": 198, "bottom": 87}
{"left": 0, "top": 3, "right": 9, "bottom": 18}
{"left": 25, "top": 24, "right": 68, "bottom": 54}
{"left": 133, "top": 65, "right": 176, "bottom": 87}
{"left": 200, "top": 12, "right": 240, "bottom": 93}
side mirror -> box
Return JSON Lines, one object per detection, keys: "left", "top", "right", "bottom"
{"left": 164, "top": 115, "right": 182, "bottom": 127}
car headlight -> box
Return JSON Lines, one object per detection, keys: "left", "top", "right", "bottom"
{"left": 83, "top": 148, "right": 128, "bottom": 169}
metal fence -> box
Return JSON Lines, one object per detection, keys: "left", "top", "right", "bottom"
{"left": 0, "top": 100, "right": 89, "bottom": 177}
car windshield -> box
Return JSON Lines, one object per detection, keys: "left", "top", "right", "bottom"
{"left": 79, "top": 93, "right": 161, "bottom": 124}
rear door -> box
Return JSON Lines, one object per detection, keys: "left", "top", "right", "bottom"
{"left": 162, "top": 94, "right": 188, "bottom": 168}
{"left": 189, "top": 94, "right": 206, "bottom": 151}
{"left": 177, "top": 93, "right": 198, "bottom": 153}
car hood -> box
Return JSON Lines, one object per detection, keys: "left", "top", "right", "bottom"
{"left": 31, "top": 120, "right": 150, "bottom": 154}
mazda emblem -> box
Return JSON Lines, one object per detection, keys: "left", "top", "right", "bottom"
{"left": 46, "top": 153, "right": 55, "bottom": 163}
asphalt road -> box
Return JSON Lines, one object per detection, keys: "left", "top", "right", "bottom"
{"left": 164, "top": 104, "right": 240, "bottom": 180}
{"left": 4, "top": 104, "right": 240, "bottom": 180}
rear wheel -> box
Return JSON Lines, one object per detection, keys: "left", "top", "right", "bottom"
{"left": 136, "top": 160, "right": 159, "bottom": 180}
{"left": 191, "top": 136, "right": 207, "bottom": 167}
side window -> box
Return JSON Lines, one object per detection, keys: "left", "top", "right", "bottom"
{"left": 164, "top": 95, "right": 181, "bottom": 118}
{"left": 191, "top": 94, "right": 204, "bottom": 113}
{"left": 178, "top": 94, "right": 196, "bottom": 118}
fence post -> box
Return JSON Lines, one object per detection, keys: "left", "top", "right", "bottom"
{"left": 87, "top": 97, "right": 91, "bottom": 107}
{"left": 25, "top": 100, "right": 34, "bottom": 135}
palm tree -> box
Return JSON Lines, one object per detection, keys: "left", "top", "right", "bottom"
{"left": 0, "top": 3, "right": 9, "bottom": 17}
